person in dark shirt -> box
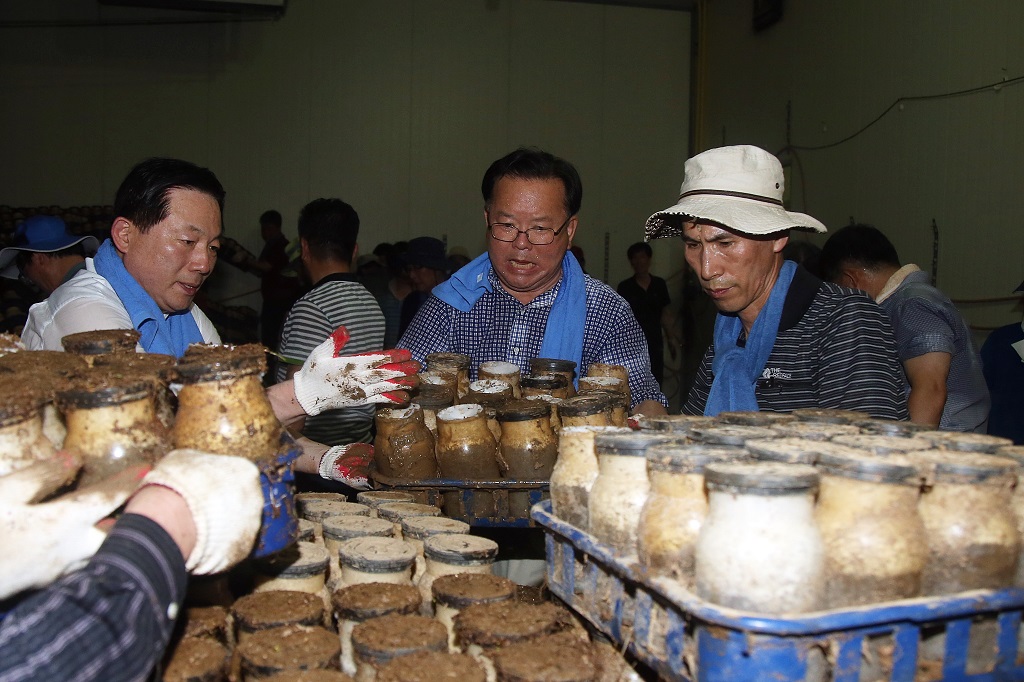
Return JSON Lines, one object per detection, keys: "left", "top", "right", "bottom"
{"left": 617, "top": 241, "right": 676, "bottom": 385}
{"left": 398, "top": 236, "right": 448, "bottom": 338}
{"left": 980, "top": 279, "right": 1024, "bottom": 444}
{"left": 256, "top": 209, "right": 303, "bottom": 352}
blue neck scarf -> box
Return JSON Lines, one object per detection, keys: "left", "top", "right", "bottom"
{"left": 705, "top": 260, "right": 797, "bottom": 416}
{"left": 433, "top": 250, "right": 588, "bottom": 387}
{"left": 92, "top": 239, "right": 204, "bottom": 358}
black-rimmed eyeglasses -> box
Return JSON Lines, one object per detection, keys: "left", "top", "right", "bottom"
{"left": 488, "top": 215, "right": 572, "bottom": 246}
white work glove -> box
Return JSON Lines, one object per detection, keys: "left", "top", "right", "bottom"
{"left": 140, "top": 449, "right": 263, "bottom": 575}
{"left": 318, "top": 443, "right": 374, "bottom": 490}
{"left": 0, "top": 452, "right": 147, "bottom": 600}
{"left": 292, "top": 325, "right": 419, "bottom": 416}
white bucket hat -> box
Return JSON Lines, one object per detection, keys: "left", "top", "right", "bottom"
{"left": 645, "top": 145, "right": 827, "bottom": 239}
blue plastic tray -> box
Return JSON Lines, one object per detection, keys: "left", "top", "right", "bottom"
{"left": 532, "top": 500, "right": 1024, "bottom": 681}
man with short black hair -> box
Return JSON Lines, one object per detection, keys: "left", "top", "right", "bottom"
{"left": 820, "top": 223, "right": 989, "bottom": 431}
{"left": 276, "top": 198, "right": 386, "bottom": 453}
{"left": 256, "top": 208, "right": 302, "bottom": 352}
{"left": 646, "top": 145, "right": 908, "bottom": 419}
{"left": 617, "top": 241, "right": 677, "bottom": 385}
{"left": 22, "top": 159, "right": 415, "bottom": 487}
{"left": 23, "top": 157, "right": 226, "bottom": 354}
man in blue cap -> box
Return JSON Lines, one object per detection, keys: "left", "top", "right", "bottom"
{"left": 0, "top": 215, "right": 99, "bottom": 295}
{"left": 398, "top": 236, "right": 449, "bottom": 338}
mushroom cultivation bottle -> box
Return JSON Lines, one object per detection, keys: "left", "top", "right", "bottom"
{"left": 814, "top": 448, "right": 927, "bottom": 607}
{"left": 436, "top": 404, "right": 502, "bottom": 516}
{"left": 332, "top": 582, "right": 422, "bottom": 676}
{"left": 529, "top": 358, "right": 577, "bottom": 397}
{"left": 637, "top": 444, "right": 740, "bottom": 587}
{"left": 431, "top": 573, "right": 517, "bottom": 652}
{"left": 58, "top": 375, "right": 170, "bottom": 486}
{"left": 588, "top": 432, "right": 676, "bottom": 555}
{"left": 478, "top": 361, "right": 522, "bottom": 398}
{"left": 695, "top": 462, "right": 825, "bottom": 613}
{"left": 495, "top": 399, "right": 558, "bottom": 518}
{"left": 520, "top": 374, "right": 571, "bottom": 400}
{"left": 584, "top": 362, "right": 630, "bottom": 404}
{"left": 910, "top": 450, "right": 1020, "bottom": 594}
{"left": 416, "top": 535, "right": 499, "bottom": 616}
{"left": 0, "top": 390, "right": 54, "bottom": 476}
{"left": 401, "top": 516, "right": 471, "bottom": 583}
{"left": 373, "top": 405, "right": 439, "bottom": 481}
{"left": 337, "top": 536, "right": 417, "bottom": 588}
{"left": 557, "top": 395, "right": 611, "bottom": 429}
{"left": 173, "top": 343, "right": 281, "bottom": 460}
{"left": 351, "top": 614, "right": 448, "bottom": 682}
{"left": 425, "top": 353, "right": 472, "bottom": 402}
{"left": 549, "top": 426, "right": 631, "bottom": 529}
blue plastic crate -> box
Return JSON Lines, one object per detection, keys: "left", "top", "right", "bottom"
{"left": 371, "top": 469, "right": 548, "bottom": 527}
{"left": 532, "top": 500, "right": 1024, "bottom": 681}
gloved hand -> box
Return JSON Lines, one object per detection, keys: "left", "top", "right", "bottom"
{"left": 0, "top": 452, "right": 147, "bottom": 600}
{"left": 292, "top": 325, "right": 419, "bottom": 416}
{"left": 140, "top": 449, "right": 263, "bottom": 575}
{"left": 318, "top": 442, "right": 374, "bottom": 490}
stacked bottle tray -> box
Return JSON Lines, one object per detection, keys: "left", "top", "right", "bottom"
{"left": 371, "top": 468, "right": 548, "bottom": 527}
{"left": 532, "top": 500, "right": 1024, "bottom": 681}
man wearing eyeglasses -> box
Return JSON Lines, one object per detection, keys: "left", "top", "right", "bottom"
{"left": 399, "top": 147, "right": 668, "bottom": 417}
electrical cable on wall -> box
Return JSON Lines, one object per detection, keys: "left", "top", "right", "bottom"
{"left": 788, "top": 74, "right": 1024, "bottom": 152}
{"left": 776, "top": 74, "right": 1024, "bottom": 223}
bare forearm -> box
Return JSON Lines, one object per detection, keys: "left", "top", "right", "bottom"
{"left": 903, "top": 352, "right": 951, "bottom": 427}
{"left": 266, "top": 380, "right": 306, "bottom": 426}
{"left": 632, "top": 399, "right": 669, "bottom": 418}
{"left": 908, "top": 385, "right": 946, "bottom": 427}
{"left": 294, "top": 436, "right": 330, "bottom": 475}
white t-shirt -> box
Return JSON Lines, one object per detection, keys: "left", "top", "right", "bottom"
{"left": 21, "top": 257, "right": 220, "bottom": 351}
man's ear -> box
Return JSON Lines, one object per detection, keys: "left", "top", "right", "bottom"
{"left": 771, "top": 233, "right": 790, "bottom": 253}
{"left": 110, "top": 218, "right": 134, "bottom": 254}
{"left": 840, "top": 266, "right": 863, "bottom": 289}
{"left": 565, "top": 216, "right": 579, "bottom": 246}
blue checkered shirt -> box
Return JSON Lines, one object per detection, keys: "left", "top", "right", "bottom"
{"left": 398, "top": 267, "right": 666, "bottom": 408}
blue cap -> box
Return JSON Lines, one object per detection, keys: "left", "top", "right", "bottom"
{"left": 401, "top": 236, "right": 448, "bottom": 271}
{"left": 0, "top": 215, "right": 100, "bottom": 279}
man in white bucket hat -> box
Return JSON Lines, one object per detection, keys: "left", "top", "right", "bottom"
{"left": 646, "top": 145, "right": 908, "bottom": 419}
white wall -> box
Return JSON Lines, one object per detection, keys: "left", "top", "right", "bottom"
{"left": 0, "top": 0, "right": 692, "bottom": 308}
{"left": 697, "top": 0, "right": 1024, "bottom": 332}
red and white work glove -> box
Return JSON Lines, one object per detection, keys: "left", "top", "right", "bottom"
{"left": 318, "top": 443, "right": 374, "bottom": 490}
{"left": 0, "top": 453, "right": 147, "bottom": 600}
{"left": 140, "top": 449, "right": 263, "bottom": 575}
{"left": 292, "top": 326, "right": 419, "bottom": 416}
